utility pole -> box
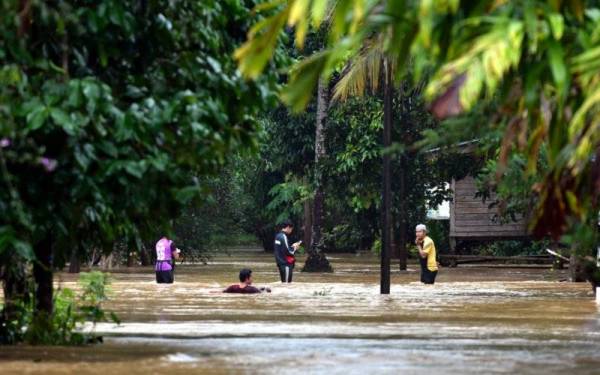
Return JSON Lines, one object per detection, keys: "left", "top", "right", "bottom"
{"left": 381, "top": 60, "right": 392, "bottom": 294}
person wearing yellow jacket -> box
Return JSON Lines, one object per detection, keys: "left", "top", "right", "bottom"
{"left": 415, "top": 224, "right": 438, "bottom": 284}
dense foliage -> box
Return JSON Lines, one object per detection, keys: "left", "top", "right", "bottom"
{"left": 0, "top": 0, "right": 282, "bottom": 343}
{"left": 259, "top": 84, "right": 474, "bottom": 254}
{"left": 3, "top": 0, "right": 600, "bottom": 344}
{"left": 237, "top": 0, "right": 600, "bottom": 245}
{"left": 174, "top": 153, "right": 265, "bottom": 261}
{"left": 0, "top": 271, "right": 117, "bottom": 345}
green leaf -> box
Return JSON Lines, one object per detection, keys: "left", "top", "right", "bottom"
{"left": 175, "top": 186, "right": 201, "bottom": 204}
{"left": 82, "top": 80, "right": 101, "bottom": 113}
{"left": 124, "top": 161, "right": 146, "bottom": 179}
{"left": 98, "top": 141, "right": 118, "bottom": 158}
{"left": 67, "top": 81, "right": 83, "bottom": 107}
{"left": 282, "top": 51, "right": 329, "bottom": 111}
{"left": 547, "top": 13, "right": 564, "bottom": 40}
{"left": 547, "top": 40, "right": 568, "bottom": 100}
{"left": 50, "top": 108, "right": 76, "bottom": 135}
{"left": 0, "top": 226, "right": 35, "bottom": 261}
{"left": 524, "top": 3, "right": 538, "bottom": 52}
{"left": 75, "top": 147, "right": 90, "bottom": 169}
{"left": 235, "top": 9, "right": 289, "bottom": 79}
{"left": 311, "top": 0, "right": 328, "bottom": 27}
{"left": 14, "top": 242, "right": 35, "bottom": 261}
{"left": 26, "top": 106, "right": 49, "bottom": 131}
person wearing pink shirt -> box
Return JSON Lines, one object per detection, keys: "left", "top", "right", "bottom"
{"left": 155, "top": 236, "right": 180, "bottom": 283}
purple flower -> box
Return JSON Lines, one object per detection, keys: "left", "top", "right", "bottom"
{"left": 0, "top": 138, "right": 10, "bottom": 148}
{"left": 39, "top": 157, "right": 58, "bottom": 172}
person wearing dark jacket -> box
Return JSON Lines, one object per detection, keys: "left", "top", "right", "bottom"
{"left": 274, "top": 220, "right": 301, "bottom": 283}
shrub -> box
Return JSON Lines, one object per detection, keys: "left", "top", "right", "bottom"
{"left": 3, "top": 271, "right": 119, "bottom": 345}
{"left": 324, "top": 224, "right": 362, "bottom": 252}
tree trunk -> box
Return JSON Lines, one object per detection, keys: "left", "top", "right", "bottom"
{"left": 127, "top": 250, "right": 134, "bottom": 267}
{"left": 101, "top": 254, "right": 114, "bottom": 270}
{"left": 68, "top": 245, "right": 80, "bottom": 273}
{"left": 258, "top": 226, "right": 275, "bottom": 252}
{"left": 33, "top": 235, "right": 53, "bottom": 317}
{"left": 140, "top": 244, "right": 151, "bottom": 266}
{"left": 303, "top": 197, "right": 313, "bottom": 253}
{"left": 303, "top": 78, "right": 332, "bottom": 272}
{"left": 391, "top": 224, "right": 398, "bottom": 258}
{"left": 381, "top": 60, "right": 393, "bottom": 294}
{"left": 18, "top": 0, "right": 32, "bottom": 37}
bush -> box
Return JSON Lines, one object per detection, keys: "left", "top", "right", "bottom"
{"left": 2, "top": 271, "right": 119, "bottom": 345}
{"left": 371, "top": 236, "right": 381, "bottom": 257}
{"left": 323, "top": 224, "right": 362, "bottom": 252}
{"left": 472, "top": 239, "right": 550, "bottom": 257}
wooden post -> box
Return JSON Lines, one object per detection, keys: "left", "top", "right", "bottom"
{"left": 398, "top": 154, "right": 407, "bottom": 271}
{"left": 381, "top": 61, "right": 392, "bottom": 294}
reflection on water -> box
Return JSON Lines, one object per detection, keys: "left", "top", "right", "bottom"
{"left": 1, "top": 250, "right": 599, "bottom": 374}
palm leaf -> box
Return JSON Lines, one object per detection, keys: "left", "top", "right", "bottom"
{"left": 332, "top": 37, "right": 393, "bottom": 102}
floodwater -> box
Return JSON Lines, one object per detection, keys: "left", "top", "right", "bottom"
{"left": 1, "top": 249, "right": 599, "bottom": 374}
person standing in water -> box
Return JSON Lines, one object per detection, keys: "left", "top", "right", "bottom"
{"left": 415, "top": 224, "right": 438, "bottom": 284}
{"left": 155, "top": 236, "right": 180, "bottom": 284}
{"left": 274, "top": 220, "right": 301, "bottom": 283}
{"left": 223, "top": 269, "right": 271, "bottom": 294}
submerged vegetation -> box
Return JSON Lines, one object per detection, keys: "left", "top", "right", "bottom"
{"left": 0, "top": 272, "right": 118, "bottom": 345}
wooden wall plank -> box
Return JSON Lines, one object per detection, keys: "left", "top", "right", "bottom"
{"left": 450, "top": 176, "right": 530, "bottom": 239}
{"left": 452, "top": 232, "right": 529, "bottom": 241}
{"left": 455, "top": 220, "right": 523, "bottom": 226}
{"left": 454, "top": 226, "right": 526, "bottom": 233}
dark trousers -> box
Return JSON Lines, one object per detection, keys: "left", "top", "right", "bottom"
{"left": 156, "top": 269, "right": 174, "bottom": 284}
{"left": 278, "top": 264, "right": 294, "bottom": 283}
{"left": 419, "top": 257, "right": 437, "bottom": 284}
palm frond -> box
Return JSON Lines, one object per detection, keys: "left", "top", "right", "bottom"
{"left": 332, "top": 37, "right": 388, "bottom": 102}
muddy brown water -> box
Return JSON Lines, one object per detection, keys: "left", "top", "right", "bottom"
{"left": 1, "top": 250, "right": 599, "bottom": 374}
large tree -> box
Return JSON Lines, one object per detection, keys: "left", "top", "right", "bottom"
{"left": 303, "top": 78, "right": 334, "bottom": 272}
{"left": 0, "top": 0, "right": 281, "bottom": 343}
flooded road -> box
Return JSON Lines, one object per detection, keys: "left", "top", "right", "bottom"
{"left": 1, "top": 249, "right": 599, "bottom": 374}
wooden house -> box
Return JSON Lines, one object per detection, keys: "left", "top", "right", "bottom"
{"left": 449, "top": 176, "right": 529, "bottom": 252}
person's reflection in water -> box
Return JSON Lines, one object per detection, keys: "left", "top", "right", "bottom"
{"left": 223, "top": 269, "right": 271, "bottom": 294}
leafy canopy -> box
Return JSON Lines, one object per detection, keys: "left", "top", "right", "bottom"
{"left": 236, "top": 0, "right": 600, "bottom": 239}
{"left": 0, "top": 0, "right": 282, "bottom": 266}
